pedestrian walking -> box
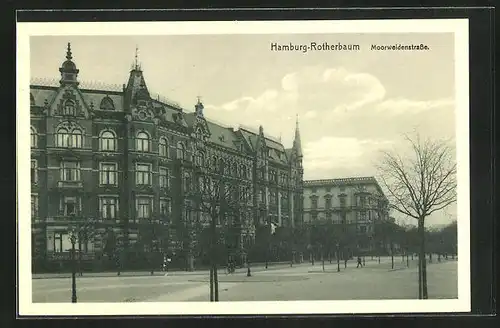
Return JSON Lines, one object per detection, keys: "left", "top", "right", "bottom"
{"left": 356, "top": 256, "right": 362, "bottom": 268}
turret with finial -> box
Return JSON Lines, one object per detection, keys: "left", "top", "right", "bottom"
{"left": 59, "top": 42, "right": 79, "bottom": 85}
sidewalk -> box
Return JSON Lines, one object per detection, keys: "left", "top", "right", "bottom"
{"left": 32, "top": 261, "right": 305, "bottom": 279}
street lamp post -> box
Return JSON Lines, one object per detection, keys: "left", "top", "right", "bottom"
{"left": 68, "top": 228, "right": 78, "bottom": 303}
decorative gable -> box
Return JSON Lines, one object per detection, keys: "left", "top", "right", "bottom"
{"left": 49, "top": 85, "right": 90, "bottom": 119}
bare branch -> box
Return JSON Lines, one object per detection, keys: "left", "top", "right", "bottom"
{"left": 377, "top": 132, "right": 457, "bottom": 223}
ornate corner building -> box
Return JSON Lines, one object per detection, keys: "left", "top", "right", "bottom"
{"left": 302, "top": 177, "right": 390, "bottom": 254}
{"left": 30, "top": 43, "right": 304, "bottom": 271}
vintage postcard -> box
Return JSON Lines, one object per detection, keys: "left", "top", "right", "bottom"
{"left": 17, "top": 19, "right": 470, "bottom": 316}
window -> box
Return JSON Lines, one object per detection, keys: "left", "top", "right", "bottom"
{"left": 100, "top": 162, "right": 118, "bottom": 186}
{"left": 55, "top": 126, "right": 83, "bottom": 148}
{"left": 160, "top": 199, "right": 171, "bottom": 222}
{"left": 55, "top": 128, "right": 70, "bottom": 147}
{"left": 259, "top": 189, "right": 265, "bottom": 203}
{"left": 270, "top": 190, "right": 277, "bottom": 205}
{"left": 326, "top": 187, "right": 331, "bottom": 193}
{"left": 311, "top": 196, "right": 318, "bottom": 209}
{"left": 136, "top": 131, "right": 150, "bottom": 152}
{"left": 359, "top": 196, "right": 366, "bottom": 207}
{"left": 194, "top": 151, "right": 204, "bottom": 166}
{"left": 62, "top": 196, "right": 79, "bottom": 216}
{"left": 53, "top": 232, "right": 72, "bottom": 253}
{"left": 159, "top": 167, "right": 169, "bottom": 188}
{"left": 325, "top": 196, "right": 332, "bottom": 209}
{"left": 184, "top": 173, "right": 192, "bottom": 192}
{"left": 176, "top": 141, "right": 185, "bottom": 160}
{"left": 99, "top": 196, "right": 118, "bottom": 219}
{"left": 326, "top": 212, "right": 332, "bottom": 221}
{"left": 359, "top": 225, "right": 367, "bottom": 233}
{"left": 31, "top": 126, "right": 37, "bottom": 148}
{"left": 311, "top": 187, "right": 317, "bottom": 193}
{"left": 359, "top": 211, "right": 367, "bottom": 221}
{"left": 71, "top": 129, "right": 83, "bottom": 148}
{"left": 99, "top": 130, "right": 116, "bottom": 151}
{"left": 31, "top": 159, "right": 38, "bottom": 184}
{"left": 60, "top": 161, "right": 80, "bottom": 181}
{"left": 136, "top": 163, "right": 152, "bottom": 185}
{"left": 282, "top": 193, "right": 288, "bottom": 208}
{"left": 136, "top": 197, "right": 152, "bottom": 219}
{"left": 311, "top": 213, "right": 318, "bottom": 221}
{"left": 31, "top": 194, "right": 38, "bottom": 217}
{"left": 159, "top": 137, "right": 169, "bottom": 157}
{"left": 78, "top": 239, "right": 94, "bottom": 253}
{"left": 269, "top": 170, "right": 277, "bottom": 183}
{"left": 241, "top": 164, "right": 247, "bottom": 179}
{"left": 339, "top": 186, "right": 346, "bottom": 192}
{"left": 339, "top": 196, "right": 346, "bottom": 207}
{"left": 63, "top": 100, "right": 76, "bottom": 116}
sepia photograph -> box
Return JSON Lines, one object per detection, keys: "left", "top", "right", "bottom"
{"left": 17, "top": 19, "right": 470, "bottom": 315}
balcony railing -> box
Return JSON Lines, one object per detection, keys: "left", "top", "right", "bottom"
{"left": 57, "top": 180, "right": 83, "bottom": 188}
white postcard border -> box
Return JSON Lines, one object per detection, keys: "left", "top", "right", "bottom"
{"left": 17, "top": 19, "right": 470, "bottom": 316}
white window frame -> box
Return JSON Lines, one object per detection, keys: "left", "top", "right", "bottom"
{"left": 159, "top": 137, "right": 169, "bottom": 157}
{"left": 159, "top": 167, "right": 169, "bottom": 189}
{"left": 99, "top": 162, "right": 118, "bottom": 186}
{"left": 31, "top": 193, "right": 38, "bottom": 218}
{"left": 31, "top": 159, "right": 38, "bottom": 184}
{"left": 31, "top": 126, "right": 37, "bottom": 148}
{"left": 136, "top": 131, "right": 150, "bottom": 152}
{"left": 61, "top": 196, "right": 81, "bottom": 216}
{"left": 99, "top": 195, "right": 119, "bottom": 220}
{"left": 99, "top": 130, "right": 117, "bottom": 151}
{"left": 60, "top": 161, "right": 81, "bottom": 181}
{"left": 136, "top": 196, "right": 153, "bottom": 220}
{"left": 136, "top": 163, "right": 152, "bottom": 186}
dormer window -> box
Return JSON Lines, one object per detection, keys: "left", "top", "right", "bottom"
{"left": 219, "top": 134, "right": 225, "bottom": 142}
{"left": 63, "top": 100, "right": 76, "bottom": 116}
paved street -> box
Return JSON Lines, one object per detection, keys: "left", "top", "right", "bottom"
{"left": 32, "top": 257, "right": 457, "bottom": 303}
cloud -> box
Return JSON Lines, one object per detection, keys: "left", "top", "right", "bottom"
{"left": 203, "top": 65, "right": 455, "bottom": 180}
{"left": 302, "top": 136, "right": 395, "bottom": 179}
{"left": 375, "top": 98, "right": 455, "bottom": 116}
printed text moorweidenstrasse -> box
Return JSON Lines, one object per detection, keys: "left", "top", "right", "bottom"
{"left": 270, "top": 42, "right": 430, "bottom": 53}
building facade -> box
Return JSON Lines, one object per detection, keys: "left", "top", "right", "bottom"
{"left": 30, "top": 43, "right": 304, "bottom": 271}
{"left": 303, "top": 177, "right": 390, "bottom": 253}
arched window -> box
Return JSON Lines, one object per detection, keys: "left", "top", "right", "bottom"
{"left": 63, "top": 100, "right": 76, "bottom": 116}
{"left": 159, "top": 137, "right": 169, "bottom": 157}
{"left": 55, "top": 128, "right": 70, "bottom": 148}
{"left": 99, "top": 130, "right": 116, "bottom": 151}
{"left": 71, "top": 129, "right": 83, "bottom": 148}
{"left": 99, "top": 96, "right": 115, "bottom": 111}
{"left": 176, "top": 141, "right": 185, "bottom": 160}
{"left": 136, "top": 131, "right": 150, "bottom": 152}
{"left": 30, "top": 126, "right": 37, "bottom": 148}
{"left": 241, "top": 164, "right": 247, "bottom": 179}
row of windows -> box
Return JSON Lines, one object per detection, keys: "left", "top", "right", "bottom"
{"left": 310, "top": 186, "right": 346, "bottom": 193}
{"left": 30, "top": 128, "right": 262, "bottom": 181}
{"left": 31, "top": 127, "right": 188, "bottom": 157}
{"left": 31, "top": 194, "right": 172, "bottom": 220}
{"left": 31, "top": 160, "right": 172, "bottom": 188}
{"left": 310, "top": 196, "right": 347, "bottom": 209}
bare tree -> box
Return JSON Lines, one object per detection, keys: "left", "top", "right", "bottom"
{"left": 377, "top": 133, "right": 456, "bottom": 299}
{"left": 192, "top": 159, "right": 252, "bottom": 302}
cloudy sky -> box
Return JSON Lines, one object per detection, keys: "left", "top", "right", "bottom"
{"left": 30, "top": 34, "right": 457, "bottom": 226}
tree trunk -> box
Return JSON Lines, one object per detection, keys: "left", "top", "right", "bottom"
{"left": 214, "top": 263, "right": 219, "bottom": 301}
{"left": 418, "top": 217, "right": 428, "bottom": 299}
{"left": 209, "top": 266, "right": 214, "bottom": 301}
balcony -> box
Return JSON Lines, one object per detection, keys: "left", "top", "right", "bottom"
{"left": 57, "top": 180, "right": 83, "bottom": 189}
{"left": 46, "top": 214, "right": 86, "bottom": 223}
